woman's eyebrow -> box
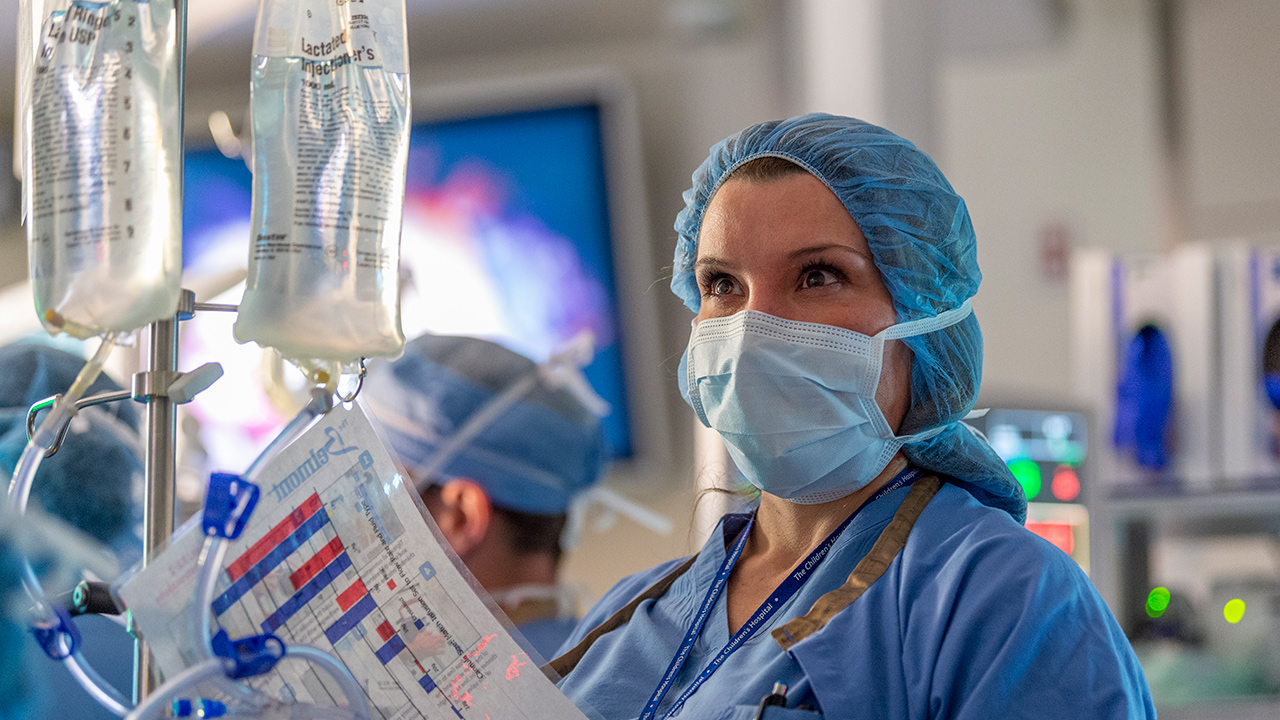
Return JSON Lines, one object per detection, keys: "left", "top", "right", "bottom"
{"left": 693, "top": 256, "right": 734, "bottom": 270}
{"left": 787, "top": 243, "right": 868, "bottom": 261}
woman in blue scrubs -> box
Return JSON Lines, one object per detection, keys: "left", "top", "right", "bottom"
{"left": 552, "top": 115, "right": 1155, "bottom": 719}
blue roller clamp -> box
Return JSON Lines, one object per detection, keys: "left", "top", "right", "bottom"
{"left": 202, "top": 473, "right": 260, "bottom": 540}
{"left": 172, "top": 699, "right": 228, "bottom": 718}
{"left": 30, "top": 605, "right": 81, "bottom": 660}
{"left": 210, "top": 628, "right": 285, "bottom": 680}
{"left": 1114, "top": 325, "right": 1174, "bottom": 470}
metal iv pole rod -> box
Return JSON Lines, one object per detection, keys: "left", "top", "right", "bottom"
{"left": 133, "top": 0, "right": 188, "bottom": 702}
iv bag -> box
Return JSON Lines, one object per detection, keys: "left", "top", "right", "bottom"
{"left": 233, "top": 0, "right": 410, "bottom": 365}
{"left": 17, "top": 0, "right": 182, "bottom": 339}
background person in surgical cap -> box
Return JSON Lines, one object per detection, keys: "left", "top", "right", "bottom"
{"left": 363, "top": 334, "right": 609, "bottom": 660}
{"left": 0, "top": 342, "right": 143, "bottom": 720}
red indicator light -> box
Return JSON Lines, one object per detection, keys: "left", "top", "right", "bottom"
{"left": 1051, "top": 465, "right": 1080, "bottom": 502}
{"left": 1026, "top": 521, "right": 1075, "bottom": 555}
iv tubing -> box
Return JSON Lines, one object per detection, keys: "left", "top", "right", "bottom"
{"left": 5, "top": 334, "right": 132, "bottom": 714}
{"left": 66, "top": 650, "right": 132, "bottom": 716}
{"left": 285, "top": 646, "right": 372, "bottom": 719}
{"left": 123, "top": 658, "right": 225, "bottom": 720}
{"left": 192, "top": 535, "right": 228, "bottom": 662}
{"left": 7, "top": 334, "right": 119, "bottom": 599}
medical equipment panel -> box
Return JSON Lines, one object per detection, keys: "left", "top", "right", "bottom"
{"left": 1217, "top": 243, "right": 1280, "bottom": 485}
{"left": 966, "top": 408, "right": 1090, "bottom": 571}
{"left": 1071, "top": 246, "right": 1217, "bottom": 492}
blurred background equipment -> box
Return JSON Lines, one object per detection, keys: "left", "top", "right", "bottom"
{"left": 966, "top": 408, "right": 1091, "bottom": 571}
{"left": 1071, "top": 246, "right": 1217, "bottom": 493}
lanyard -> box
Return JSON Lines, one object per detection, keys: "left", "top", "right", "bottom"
{"left": 639, "top": 465, "right": 922, "bottom": 720}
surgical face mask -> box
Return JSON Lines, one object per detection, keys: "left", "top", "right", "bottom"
{"left": 678, "top": 301, "right": 973, "bottom": 504}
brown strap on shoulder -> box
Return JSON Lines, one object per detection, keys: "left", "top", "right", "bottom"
{"left": 771, "top": 475, "right": 942, "bottom": 650}
{"left": 543, "top": 554, "right": 698, "bottom": 678}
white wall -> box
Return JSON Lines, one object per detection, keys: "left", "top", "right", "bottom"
{"left": 1178, "top": 0, "right": 1280, "bottom": 241}
{"left": 939, "top": 0, "right": 1168, "bottom": 405}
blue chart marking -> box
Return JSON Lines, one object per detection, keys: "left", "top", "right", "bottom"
{"left": 418, "top": 675, "right": 437, "bottom": 693}
{"left": 325, "top": 594, "right": 377, "bottom": 645}
{"left": 414, "top": 619, "right": 424, "bottom": 630}
{"left": 375, "top": 635, "right": 406, "bottom": 665}
{"left": 261, "top": 553, "right": 353, "bottom": 633}
{"left": 212, "top": 511, "right": 331, "bottom": 616}
{"left": 419, "top": 562, "right": 436, "bottom": 583}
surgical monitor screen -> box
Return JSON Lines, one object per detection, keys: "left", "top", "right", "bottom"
{"left": 183, "top": 103, "right": 634, "bottom": 473}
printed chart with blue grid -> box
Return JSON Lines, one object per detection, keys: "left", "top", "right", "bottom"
{"left": 209, "top": 461, "right": 498, "bottom": 719}
{"left": 122, "top": 403, "right": 594, "bottom": 720}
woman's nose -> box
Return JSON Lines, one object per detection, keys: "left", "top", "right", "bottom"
{"left": 743, "top": 286, "right": 787, "bottom": 318}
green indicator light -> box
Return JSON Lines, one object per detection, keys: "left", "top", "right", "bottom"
{"left": 1008, "top": 459, "right": 1041, "bottom": 500}
{"left": 1224, "top": 598, "right": 1246, "bottom": 624}
{"left": 1145, "top": 587, "right": 1170, "bottom": 618}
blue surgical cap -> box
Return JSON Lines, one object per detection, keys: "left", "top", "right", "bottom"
{"left": 0, "top": 344, "right": 143, "bottom": 552}
{"left": 672, "top": 113, "right": 1025, "bottom": 522}
{"left": 363, "top": 335, "right": 608, "bottom": 516}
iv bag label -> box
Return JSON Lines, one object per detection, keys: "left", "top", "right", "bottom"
{"left": 20, "top": 0, "right": 181, "bottom": 337}
{"left": 254, "top": 79, "right": 400, "bottom": 285}
{"left": 234, "top": 0, "right": 408, "bottom": 363}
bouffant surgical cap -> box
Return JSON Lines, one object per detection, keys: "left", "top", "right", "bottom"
{"left": 363, "top": 335, "right": 608, "bottom": 516}
{"left": 672, "top": 113, "right": 1025, "bottom": 522}
{"left": 0, "top": 343, "right": 143, "bottom": 553}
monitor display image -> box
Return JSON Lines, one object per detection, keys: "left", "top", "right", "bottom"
{"left": 181, "top": 98, "right": 639, "bottom": 474}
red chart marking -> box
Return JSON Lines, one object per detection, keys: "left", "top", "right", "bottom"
{"left": 387, "top": 579, "right": 397, "bottom": 590}
{"left": 336, "top": 579, "right": 367, "bottom": 612}
{"left": 506, "top": 655, "right": 526, "bottom": 680}
{"left": 289, "top": 536, "right": 345, "bottom": 590}
{"left": 227, "top": 493, "right": 323, "bottom": 581}
{"left": 376, "top": 620, "right": 396, "bottom": 642}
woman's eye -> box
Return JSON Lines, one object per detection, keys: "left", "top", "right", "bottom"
{"left": 711, "top": 277, "right": 737, "bottom": 296}
{"left": 802, "top": 268, "right": 840, "bottom": 289}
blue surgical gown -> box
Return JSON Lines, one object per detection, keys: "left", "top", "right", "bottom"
{"left": 518, "top": 615, "right": 580, "bottom": 663}
{"left": 556, "top": 481, "right": 1155, "bottom": 719}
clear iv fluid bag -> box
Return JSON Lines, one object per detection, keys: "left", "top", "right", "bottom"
{"left": 18, "top": 0, "right": 181, "bottom": 338}
{"left": 233, "top": 0, "right": 410, "bottom": 364}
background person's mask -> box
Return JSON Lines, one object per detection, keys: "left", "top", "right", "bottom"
{"left": 679, "top": 301, "right": 972, "bottom": 504}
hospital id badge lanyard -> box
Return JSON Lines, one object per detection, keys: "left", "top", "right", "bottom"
{"left": 639, "top": 465, "right": 923, "bottom": 720}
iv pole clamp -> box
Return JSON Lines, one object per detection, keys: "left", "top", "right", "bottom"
{"left": 23, "top": 297, "right": 223, "bottom": 459}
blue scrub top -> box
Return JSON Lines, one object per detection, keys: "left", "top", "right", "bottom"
{"left": 556, "top": 481, "right": 1155, "bottom": 720}
{"left": 518, "top": 615, "right": 580, "bottom": 663}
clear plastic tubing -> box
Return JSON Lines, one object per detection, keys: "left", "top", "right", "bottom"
{"left": 123, "top": 658, "right": 225, "bottom": 720}
{"left": 4, "top": 334, "right": 131, "bottom": 715}
{"left": 192, "top": 535, "right": 229, "bottom": 663}
{"left": 284, "top": 646, "right": 372, "bottom": 720}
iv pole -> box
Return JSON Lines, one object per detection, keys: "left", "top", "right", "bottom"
{"left": 133, "top": 0, "right": 187, "bottom": 701}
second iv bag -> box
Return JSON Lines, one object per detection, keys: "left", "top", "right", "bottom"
{"left": 233, "top": 0, "right": 410, "bottom": 365}
{"left": 17, "top": 0, "right": 182, "bottom": 338}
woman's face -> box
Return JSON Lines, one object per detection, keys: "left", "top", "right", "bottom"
{"left": 695, "top": 171, "right": 913, "bottom": 431}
